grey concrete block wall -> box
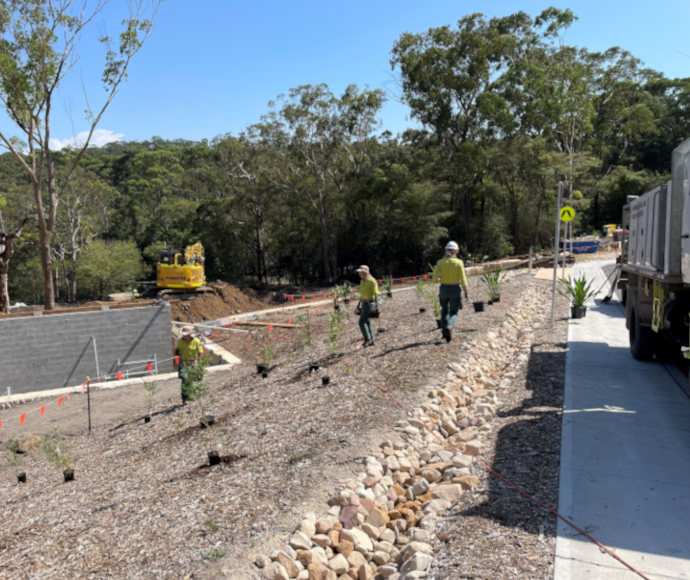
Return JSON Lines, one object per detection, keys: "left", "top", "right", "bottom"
{"left": 0, "top": 303, "right": 173, "bottom": 395}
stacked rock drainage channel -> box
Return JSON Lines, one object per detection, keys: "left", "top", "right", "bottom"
{"left": 256, "top": 286, "right": 554, "bottom": 580}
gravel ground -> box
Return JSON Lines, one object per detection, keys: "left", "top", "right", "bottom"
{"left": 0, "top": 268, "right": 570, "bottom": 579}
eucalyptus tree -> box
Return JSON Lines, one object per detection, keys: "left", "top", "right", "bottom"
{"left": 261, "top": 83, "right": 384, "bottom": 282}
{"left": 51, "top": 164, "right": 119, "bottom": 302}
{"left": 0, "top": 0, "right": 159, "bottom": 309}
{"left": 391, "top": 11, "right": 535, "bottom": 245}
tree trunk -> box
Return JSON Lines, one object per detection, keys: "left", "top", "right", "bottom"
{"left": 0, "top": 217, "right": 31, "bottom": 314}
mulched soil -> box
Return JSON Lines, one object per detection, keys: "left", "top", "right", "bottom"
{"left": 0, "top": 268, "right": 571, "bottom": 579}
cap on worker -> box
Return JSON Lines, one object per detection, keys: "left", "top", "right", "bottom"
{"left": 356, "top": 265, "right": 370, "bottom": 275}
{"left": 445, "top": 241, "right": 459, "bottom": 251}
{"left": 181, "top": 325, "right": 194, "bottom": 336}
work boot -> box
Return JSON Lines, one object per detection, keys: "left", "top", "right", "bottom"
{"left": 442, "top": 328, "right": 451, "bottom": 343}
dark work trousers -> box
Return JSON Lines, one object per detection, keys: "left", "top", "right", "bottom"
{"left": 359, "top": 302, "right": 375, "bottom": 342}
{"left": 439, "top": 284, "right": 462, "bottom": 330}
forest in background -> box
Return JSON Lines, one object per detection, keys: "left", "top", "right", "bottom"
{"left": 2, "top": 7, "right": 689, "bottom": 305}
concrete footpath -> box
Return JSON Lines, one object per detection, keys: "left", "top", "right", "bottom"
{"left": 555, "top": 260, "right": 690, "bottom": 580}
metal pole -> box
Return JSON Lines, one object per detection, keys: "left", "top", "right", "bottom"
{"left": 91, "top": 336, "right": 101, "bottom": 382}
{"left": 86, "top": 376, "right": 92, "bottom": 433}
{"left": 551, "top": 182, "right": 563, "bottom": 327}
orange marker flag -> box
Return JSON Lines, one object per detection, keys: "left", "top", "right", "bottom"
{"left": 0, "top": 420, "right": 2, "bottom": 433}
{"left": 58, "top": 397, "right": 63, "bottom": 408}
{"left": 287, "top": 318, "right": 291, "bottom": 324}
{"left": 20, "top": 413, "right": 26, "bottom": 427}
{"left": 146, "top": 362, "right": 153, "bottom": 372}
{"left": 66, "top": 393, "right": 71, "bottom": 401}
{"left": 174, "top": 356, "right": 180, "bottom": 365}
{"left": 41, "top": 405, "right": 46, "bottom": 417}
{"left": 116, "top": 371, "right": 123, "bottom": 380}
{"left": 401, "top": 277, "right": 405, "bottom": 283}
{"left": 267, "top": 325, "right": 273, "bottom": 333}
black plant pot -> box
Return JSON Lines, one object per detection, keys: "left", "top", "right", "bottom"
{"left": 144, "top": 414, "right": 151, "bottom": 423}
{"left": 473, "top": 301, "right": 485, "bottom": 312}
{"left": 256, "top": 363, "right": 269, "bottom": 375}
{"left": 344, "top": 298, "right": 350, "bottom": 305}
{"left": 322, "top": 376, "right": 330, "bottom": 386}
{"left": 200, "top": 415, "right": 216, "bottom": 429}
{"left": 419, "top": 307, "right": 426, "bottom": 313}
{"left": 309, "top": 362, "right": 320, "bottom": 372}
{"left": 17, "top": 472, "right": 26, "bottom": 484}
{"left": 63, "top": 468, "right": 75, "bottom": 482}
{"left": 490, "top": 296, "right": 501, "bottom": 304}
{"left": 386, "top": 292, "right": 392, "bottom": 298}
{"left": 334, "top": 304, "right": 340, "bottom": 311}
{"left": 571, "top": 306, "right": 587, "bottom": 319}
{"left": 208, "top": 450, "right": 221, "bottom": 466}
{"left": 262, "top": 371, "right": 268, "bottom": 379}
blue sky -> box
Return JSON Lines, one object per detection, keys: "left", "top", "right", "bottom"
{"left": 5, "top": 1, "right": 690, "bottom": 149}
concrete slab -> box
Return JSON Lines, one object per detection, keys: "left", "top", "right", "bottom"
{"left": 555, "top": 260, "right": 690, "bottom": 580}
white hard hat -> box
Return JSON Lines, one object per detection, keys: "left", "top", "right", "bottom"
{"left": 445, "top": 241, "right": 459, "bottom": 251}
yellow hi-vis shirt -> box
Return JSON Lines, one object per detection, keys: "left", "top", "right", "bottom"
{"left": 359, "top": 278, "right": 379, "bottom": 301}
{"left": 433, "top": 257, "right": 468, "bottom": 288}
{"left": 176, "top": 337, "right": 204, "bottom": 361}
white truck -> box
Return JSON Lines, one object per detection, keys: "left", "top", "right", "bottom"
{"left": 621, "top": 137, "right": 690, "bottom": 363}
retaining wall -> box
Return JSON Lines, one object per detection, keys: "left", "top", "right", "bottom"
{"left": 0, "top": 303, "right": 173, "bottom": 396}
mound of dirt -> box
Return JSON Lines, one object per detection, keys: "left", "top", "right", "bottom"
{"left": 170, "top": 281, "right": 275, "bottom": 323}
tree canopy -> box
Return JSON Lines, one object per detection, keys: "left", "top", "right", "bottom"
{"left": 2, "top": 6, "right": 687, "bottom": 306}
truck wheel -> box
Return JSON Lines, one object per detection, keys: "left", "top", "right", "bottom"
{"left": 629, "top": 307, "right": 655, "bottom": 361}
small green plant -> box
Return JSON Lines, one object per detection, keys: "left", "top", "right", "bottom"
{"left": 425, "top": 287, "right": 442, "bottom": 319}
{"left": 414, "top": 278, "right": 429, "bottom": 301}
{"left": 5, "top": 439, "right": 22, "bottom": 467}
{"left": 204, "top": 549, "right": 226, "bottom": 560}
{"left": 41, "top": 427, "right": 72, "bottom": 471}
{"left": 288, "top": 451, "right": 316, "bottom": 465}
{"left": 143, "top": 380, "right": 158, "bottom": 416}
{"left": 382, "top": 276, "right": 393, "bottom": 296}
{"left": 181, "top": 355, "right": 214, "bottom": 428}
{"left": 299, "top": 311, "right": 316, "bottom": 362}
{"left": 335, "top": 283, "right": 352, "bottom": 302}
{"left": 558, "top": 275, "right": 598, "bottom": 307}
{"left": 481, "top": 267, "right": 506, "bottom": 301}
{"left": 258, "top": 331, "right": 275, "bottom": 367}
{"left": 324, "top": 308, "right": 344, "bottom": 356}
{"left": 204, "top": 519, "right": 219, "bottom": 532}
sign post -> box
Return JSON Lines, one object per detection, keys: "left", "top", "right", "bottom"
{"left": 551, "top": 183, "right": 564, "bottom": 327}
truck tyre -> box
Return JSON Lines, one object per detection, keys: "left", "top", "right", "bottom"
{"left": 629, "top": 306, "right": 655, "bottom": 361}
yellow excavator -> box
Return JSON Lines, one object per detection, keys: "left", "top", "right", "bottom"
{"left": 143, "top": 242, "right": 210, "bottom": 298}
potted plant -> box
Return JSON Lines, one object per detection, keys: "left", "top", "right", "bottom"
{"left": 481, "top": 267, "right": 506, "bottom": 304}
{"left": 423, "top": 285, "right": 442, "bottom": 327}
{"left": 559, "top": 275, "right": 598, "bottom": 318}
{"left": 180, "top": 355, "right": 215, "bottom": 427}
{"left": 41, "top": 427, "right": 74, "bottom": 482}
{"left": 299, "top": 311, "right": 320, "bottom": 372}
{"left": 414, "top": 279, "right": 428, "bottom": 313}
{"left": 142, "top": 380, "right": 158, "bottom": 423}
{"left": 324, "top": 308, "right": 344, "bottom": 359}
{"left": 6, "top": 439, "right": 26, "bottom": 484}
{"left": 337, "top": 283, "right": 352, "bottom": 305}
{"left": 382, "top": 276, "right": 393, "bottom": 298}
{"left": 257, "top": 331, "right": 275, "bottom": 378}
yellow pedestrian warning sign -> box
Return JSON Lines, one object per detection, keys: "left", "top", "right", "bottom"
{"left": 560, "top": 206, "right": 575, "bottom": 222}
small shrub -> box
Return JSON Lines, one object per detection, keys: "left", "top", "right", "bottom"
{"left": 41, "top": 427, "right": 72, "bottom": 470}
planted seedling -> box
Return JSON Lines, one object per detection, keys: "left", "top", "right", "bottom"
{"left": 324, "top": 307, "right": 344, "bottom": 358}
{"left": 5, "top": 439, "right": 26, "bottom": 483}
{"left": 142, "top": 380, "right": 158, "bottom": 423}
{"left": 481, "top": 267, "right": 506, "bottom": 303}
{"left": 41, "top": 427, "right": 74, "bottom": 482}
{"left": 382, "top": 276, "right": 393, "bottom": 298}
